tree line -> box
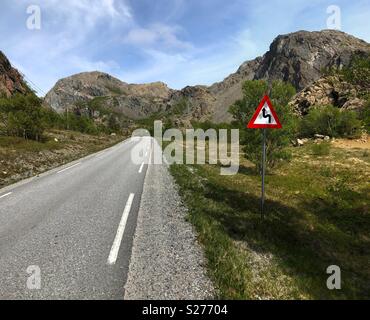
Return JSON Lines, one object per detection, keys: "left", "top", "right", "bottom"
{"left": 0, "top": 94, "right": 123, "bottom": 141}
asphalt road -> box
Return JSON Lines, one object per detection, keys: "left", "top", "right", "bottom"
{"left": 0, "top": 137, "right": 152, "bottom": 299}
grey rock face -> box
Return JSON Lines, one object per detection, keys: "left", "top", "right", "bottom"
{"left": 254, "top": 30, "right": 370, "bottom": 90}
{"left": 289, "top": 74, "right": 369, "bottom": 115}
{"left": 0, "top": 51, "right": 30, "bottom": 97}
{"left": 44, "top": 71, "right": 173, "bottom": 119}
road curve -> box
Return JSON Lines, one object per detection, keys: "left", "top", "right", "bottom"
{"left": 0, "top": 137, "right": 152, "bottom": 299}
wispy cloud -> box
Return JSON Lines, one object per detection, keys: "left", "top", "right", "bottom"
{"left": 122, "top": 23, "right": 193, "bottom": 50}
{"left": 0, "top": 0, "right": 369, "bottom": 95}
{"left": 121, "top": 28, "right": 259, "bottom": 88}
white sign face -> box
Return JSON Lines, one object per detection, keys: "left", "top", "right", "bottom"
{"left": 253, "top": 103, "right": 278, "bottom": 125}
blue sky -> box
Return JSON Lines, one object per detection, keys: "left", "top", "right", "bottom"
{"left": 0, "top": 0, "right": 369, "bottom": 96}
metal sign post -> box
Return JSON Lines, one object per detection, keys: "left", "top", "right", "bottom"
{"left": 261, "top": 128, "right": 267, "bottom": 219}
{"left": 247, "top": 95, "right": 282, "bottom": 219}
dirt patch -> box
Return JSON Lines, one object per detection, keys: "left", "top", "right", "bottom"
{"left": 332, "top": 134, "right": 369, "bottom": 150}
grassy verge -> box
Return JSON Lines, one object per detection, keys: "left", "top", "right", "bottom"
{"left": 0, "top": 129, "right": 125, "bottom": 188}
{"left": 170, "top": 142, "right": 370, "bottom": 299}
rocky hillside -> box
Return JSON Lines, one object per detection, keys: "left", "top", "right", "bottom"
{"left": 209, "top": 30, "right": 370, "bottom": 122}
{"left": 289, "top": 73, "right": 369, "bottom": 115}
{"left": 44, "top": 71, "right": 173, "bottom": 119}
{"left": 0, "top": 51, "right": 30, "bottom": 97}
{"left": 44, "top": 30, "right": 370, "bottom": 123}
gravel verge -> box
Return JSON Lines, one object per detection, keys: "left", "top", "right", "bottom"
{"left": 124, "top": 160, "right": 214, "bottom": 300}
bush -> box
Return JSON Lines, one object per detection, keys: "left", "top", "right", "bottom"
{"left": 229, "top": 80, "right": 298, "bottom": 171}
{"left": 360, "top": 98, "right": 370, "bottom": 133}
{"left": 342, "top": 55, "right": 370, "bottom": 88}
{"left": 311, "top": 142, "right": 331, "bottom": 156}
{"left": 172, "top": 98, "right": 188, "bottom": 115}
{"left": 0, "top": 94, "right": 48, "bottom": 141}
{"left": 300, "top": 105, "right": 362, "bottom": 138}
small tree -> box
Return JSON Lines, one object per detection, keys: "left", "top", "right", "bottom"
{"left": 0, "top": 94, "right": 46, "bottom": 141}
{"left": 229, "top": 80, "right": 298, "bottom": 171}
{"left": 360, "top": 98, "right": 370, "bottom": 133}
{"left": 108, "top": 114, "right": 120, "bottom": 133}
{"left": 342, "top": 55, "right": 370, "bottom": 88}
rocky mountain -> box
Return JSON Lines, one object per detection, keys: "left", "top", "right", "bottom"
{"left": 209, "top": 30, "right": 370, "bottom": 122}
{"left": 0, "top": 51, "right": 31, "bottom": 97}
{"left": 44, "top": 30, "right": 370, "bottom": 123}
{"left": 44, "top": 71, "right": 173, "bottom": 119}
{"left": 253, "top": 30, "right": 369, "bottom": 89}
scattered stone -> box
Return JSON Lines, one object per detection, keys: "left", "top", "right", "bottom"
{"left": 314, "top": 134, "right": 325, "bottom": 140}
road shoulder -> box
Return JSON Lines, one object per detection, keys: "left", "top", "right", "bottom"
{"left": 124, "top": 161, "right": 214, "bottom": 300}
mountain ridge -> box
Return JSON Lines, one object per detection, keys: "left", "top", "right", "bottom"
{"left": 6, "top": 29, "right": 370, "bottom": 123}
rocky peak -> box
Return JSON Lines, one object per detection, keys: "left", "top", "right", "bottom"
{"left": 254, "top": 30, "right": 370, "bottom": 90}
{"left": 44, "top": 71, "right": 173, "bottom": 113}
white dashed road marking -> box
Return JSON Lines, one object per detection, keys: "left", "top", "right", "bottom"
{"left": 138, "top": 162, "right": 145, "bottom": 173}
{"left": 107, "top": 193, "right": 135, "bottom": 265}
{"left": 0, "top": 192, "right": 12, "bottom": 199}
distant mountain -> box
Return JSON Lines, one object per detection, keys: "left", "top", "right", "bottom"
{"left": 44, "top": 30, "right": 370, "bottom": 123}
{"left": 0, "top": 51, "right": 31, "bottom": 97}
{"left": 44, "top": 71, "right": 173, "bottom": 119}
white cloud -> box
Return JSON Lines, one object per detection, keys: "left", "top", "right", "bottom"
{"left": 2, "top": 0, "right": 134, "bottom": 95}
{"left": 123, "top": 23, "right": 193, "bottom": 50}
{"left": 3, "top": 0, "right": 369, "bottom": 96}
{"left": 120, "top": 28, "right": 259, "bottom": 88}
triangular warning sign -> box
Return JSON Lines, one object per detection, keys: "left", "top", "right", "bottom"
{"left": 247, "top": 95, "right": 282, "bottom": 129}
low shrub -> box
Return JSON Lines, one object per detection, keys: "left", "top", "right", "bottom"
{"left": 300, "top": 105, "right": 362, "bottom": 138}
{"left": 311, "top": 142, "right": 331, "bottom": 156}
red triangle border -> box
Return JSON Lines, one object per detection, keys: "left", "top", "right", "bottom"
{"left": 247, "top": 95, "right": 282, "bottom": 129}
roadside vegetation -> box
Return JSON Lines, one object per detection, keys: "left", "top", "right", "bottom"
{"left": 0, "top": 129, "right": 124, "bottom": 188}
{"left": 300, "top": 105, "right": 362, "bottom": 138}
{"left": 0, "top": 92, "right": 129, "bottom": 188}
{"left": 169, "top": 63, "right": 369, "bottom": 299}
{"left": 0, "top": 93, "right": 126, "bottom": 142}
{"left": 170, "top": 141, "right": 369, "bottom": 299}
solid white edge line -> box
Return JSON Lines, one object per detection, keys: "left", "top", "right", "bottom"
{"left": 107, "top": 193, "right": 135, "bottom": 265}
{"left": 148, "top": 145, "right": 152, "bottom": 165}
{"left": 138, "top": 162, "right": 145, "bottom": 173}
{"left": 0, "top": 192, "right": 12, "bottom": 199}
{"left": 57, "top": 162, "right": 81, "bottom": 174}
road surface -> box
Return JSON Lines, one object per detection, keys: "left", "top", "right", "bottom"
{"left": 0, "top": 137, "right": 152, "bottom": 299}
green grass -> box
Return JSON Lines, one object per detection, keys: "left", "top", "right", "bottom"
{"left": 0, "top": 135, "right": 64, "bottom": 152}
{"left": 310, "top": 142, "right": 331, "bottom": 156}
{"left": 170, "top": 143, "right": 370, "bottom": 300}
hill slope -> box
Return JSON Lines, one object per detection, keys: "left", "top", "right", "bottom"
{"left": 0, "top": 51, "right": 31, "bottom": 97}
{"left": 44, "top": 71, "right": 173, "bottom": 119}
